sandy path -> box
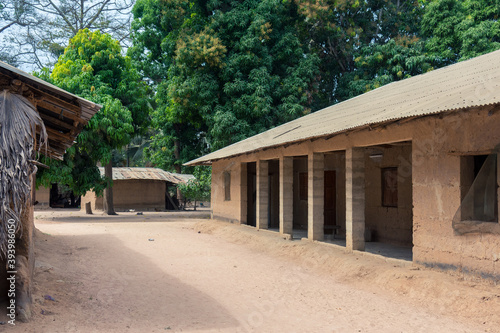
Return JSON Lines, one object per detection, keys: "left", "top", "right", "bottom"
{"left": 2, "top": 212, "right": 499, "bottom": 332}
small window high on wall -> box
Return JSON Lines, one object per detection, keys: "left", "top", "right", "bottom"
{"left": 460, "top": 154, "right": 498, "bottom": 222}
{"left": 224, "top": 172, "right": 231, "bottom": 201}
{"left": 382, "top": 167, "right": 398, "bottom": 207}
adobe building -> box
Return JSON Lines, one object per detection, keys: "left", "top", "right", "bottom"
{"left": 35, "top": 184, "right": 80, "bottom": 209}
{"left": 0, "top": 60, "right": 100, "bottom": 321}
{"left": 81, "top": 167, "right": 194, "bottom": 212}
{"left": 34, "top": 186, "right": 51, "bottom": 209}
{"left": 187, "top": 50, "right": 500, "bottom": 281}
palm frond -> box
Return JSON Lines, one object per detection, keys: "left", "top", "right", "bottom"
{"left": 0, "top": 90, "right": 47, "bottom": 258}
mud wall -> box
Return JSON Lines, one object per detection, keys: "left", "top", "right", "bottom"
{"left": 210, "top": 107, "right": 500, "bottom": 280}
{"left": 81, "top": 180, "right": 167, "bottom": 212}
{"left": 211, "top": 161, "right": 243, "bottom": 223}
{"left": 364, "top": 144, "right": 413, "bottom": 246}
{"left": 411, "top": 108, "right": 500, "bottom": 280}
{"left": 35, "top": 186, "right": 50, "bottom": 209}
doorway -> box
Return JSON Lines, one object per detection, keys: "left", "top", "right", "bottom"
{"left": 324, "top": 170, "right": 338, "bottom": 236}
{"left": 268, "top": 160, "right": 280, "bottom": 229}
{"left": 247, "top": 162, "right": 256, "bottom": 227}
{"left": 50, "top": 183, "right": 80, "bottom": 208}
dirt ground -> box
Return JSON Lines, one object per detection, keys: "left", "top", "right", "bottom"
{"left": 1, "top": 209, "right": 499, "bottom": 332}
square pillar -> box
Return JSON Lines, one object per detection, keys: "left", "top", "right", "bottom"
{"left": 280, "top": 156, "right": 293, "bottom": 236}
{"left": 256, "top": 160, "right": 269, "bottom": 230}
{"left": 308, "top": 152, "right": 324, "bottom": 241}
{"left": 497, "top": 154, "right": 500, "bottom": 222}
{"left": 346, "top": 147, "right": 365, "bottom": 251}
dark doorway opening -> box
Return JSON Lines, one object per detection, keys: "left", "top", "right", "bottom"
{"left": 165, "top": 184, "right": 180, "bottom": 210}
{"left": 293, "top": 156, "right": 308, "bottom": 233}
{"left": 247, "top": 162, "right": 257, "bottom": 227}
{"left": 324, "top": 170, "right": 338, "bottom": 236}
{"left": 50, "top": 183, "right": 80, "bottom": 208}
{"left": 268, "top": 160, "right": 280, "bottom": 229}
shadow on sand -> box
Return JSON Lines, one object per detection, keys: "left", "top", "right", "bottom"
{"left": 1, "top": 228, "right": 238, "bottom": 332}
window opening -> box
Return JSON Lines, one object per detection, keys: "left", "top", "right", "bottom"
{"left": 224, "top": 172, "right": 231, "bottom": 201}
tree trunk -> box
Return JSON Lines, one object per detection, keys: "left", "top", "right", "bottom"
{"left": 173, "top": 131, "right": 183, "bottom": 208}
{"left": 104, "top": 160, "right": 117, "bottom": 215}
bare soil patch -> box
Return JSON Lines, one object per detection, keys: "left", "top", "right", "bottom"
{"left": 0, "top": 210, "right": 498, "bottom": 332}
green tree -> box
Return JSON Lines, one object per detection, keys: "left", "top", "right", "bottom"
{"left": 337, "top": 37, "right": 442, "bottom": 100}
{"left": 295, "top": 0, "right": 423, "bottom": 107}
{"left": 37, "top": 29, "right": 151, "bottom": 214}
{"left": 333, "top": 0, "right": 500, "bottom": 102}
{"left": 207, "top": 0, "right": 320, "bottom": 149}
{"left": 131, "top": 0, "right": 320, "bottom": 171}
{"left": 177, "top": 166, "right": 211, "bottom": 210}
{"left": 422, "top": 0, "right": 500, "bottom": 63}
{"left": 0, "top": 0, "right": 37, "bottom": 65}
{"left": 130, "top": 0, "right": 211, "bottom": 172}
{"left": 112, "top": 134, "right": 153, "bottom": 167}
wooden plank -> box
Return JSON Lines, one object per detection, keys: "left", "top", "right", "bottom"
{"left": 46, "top": 127, "right": 73, "bottom": 141}
{"left": 31, "top": 87, "right": 82, "bottom": 115}
{"left": 40, "top": 145, "right": 64, "bottom": 160}
{"left": 45, "top": 138, "right": 70, "bottom": 150}
{"left": 0, "top": 75, "right": 11, "bottom": 88}
{"left": 44, "top": 141, "right": 70, "bottom": 156}
{"left": 397, "top": 116, "right": 419, "bottom": 125}
{"left": 37, "top": 100, "right": 80, "bottom": 121}
{"left": 39, "top": 112, "right": 74, "bottom": 131}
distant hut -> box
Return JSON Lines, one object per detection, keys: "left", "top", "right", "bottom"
{"left": 0, "top": 61, "right": 100, "bottom": 322}
{"left": 81, "top": 167, "right": 194, "bottom": 212}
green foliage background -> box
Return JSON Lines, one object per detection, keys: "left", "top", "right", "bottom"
{"left": 37, "top": 29, "right": 151, "bottom": 196}
{"left": 27, "top": 0, "right": 500, "bottom": 199}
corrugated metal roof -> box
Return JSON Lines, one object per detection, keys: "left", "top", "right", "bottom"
{"left": 186, "top": 49, "right": 500, "bottom": 166}
{"left": 98, "top": 167, "right": 194, "bottom": 184}
{"left": 0, "top": 61, "right": 102, "bottom": 159}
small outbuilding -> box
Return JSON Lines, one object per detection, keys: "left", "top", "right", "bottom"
{"left": 81, "top": 167, "right": 194, "bottom": 212}
{"left": 187, "top": 50, "right": 500, "bottom": 281}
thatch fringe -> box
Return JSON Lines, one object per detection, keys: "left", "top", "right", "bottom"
{"left": 0, "top": 90, "right": 47, "bottom": 258}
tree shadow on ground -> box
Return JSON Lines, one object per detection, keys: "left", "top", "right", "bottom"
{"left": 1, "top": 229, "right": 238, "bottom": 332}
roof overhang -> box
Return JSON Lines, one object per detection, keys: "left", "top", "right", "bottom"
{"left": 0, "top": 60, "right": 102, "bottom": 160}
{"left": 186, "top": 49, "right": 500, "bottom": 166}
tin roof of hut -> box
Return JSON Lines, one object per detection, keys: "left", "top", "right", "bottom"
{"left": 98, "top": 167, "right": 194, "bottom": 185}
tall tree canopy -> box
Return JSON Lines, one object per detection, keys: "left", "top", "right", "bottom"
{"left": 337, "top": 37, "right": 442, "bottom": 100}
{"left": 130, "top": 0, "right": 320, "bottom": 171}
{"left": 2, "top": 0, "right": 496, "bottom": 184}
{"left": 296, "top": 0, "right": 424, "bottom": 107}
{"left": 422, "top": 0, "right": 500, "bottom": 64}
{"left": 342, "top": 0, "right": 500, "bottom": 99}
{"left": 37, "top": 29, "right": 151, "bottom": 213}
